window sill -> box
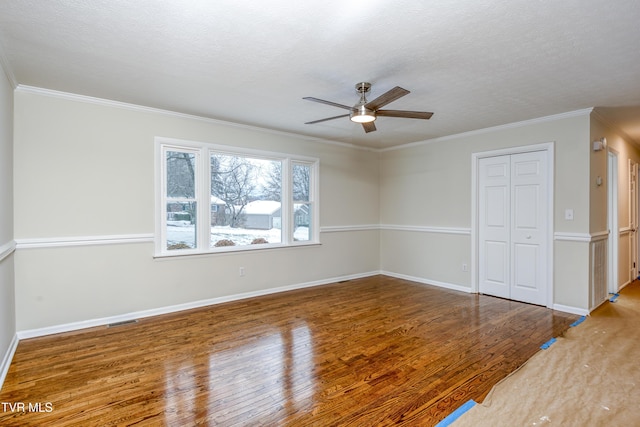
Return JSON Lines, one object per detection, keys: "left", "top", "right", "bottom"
{"left": 153, "top": 241, "right": 322, "bottom": 260}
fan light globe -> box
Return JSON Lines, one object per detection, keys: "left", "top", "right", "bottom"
{"left": 350, "top": 105, "right": 376, "bottom": 123}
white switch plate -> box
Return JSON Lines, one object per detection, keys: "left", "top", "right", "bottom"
{"left": 565, "top": 209, "right": 574, "bottom": 220}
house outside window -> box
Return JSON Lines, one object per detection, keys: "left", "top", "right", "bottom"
{"left": 156, "top": 138, "right": 319, "bottom": 256}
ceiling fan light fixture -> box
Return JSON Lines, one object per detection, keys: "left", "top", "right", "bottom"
{"left": 350, "top": 105, "right": 376, "bottom": 123}
{"left": 304, "top": 82, "right": 432, "bottom": 132}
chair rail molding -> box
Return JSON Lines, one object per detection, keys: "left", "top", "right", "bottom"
{"left": 15, "top": 234, "right": 154, "bottom": 249}
{"left": 0, "top": 240, "right": 16, "bottom": 262}
{"left": 380, "top": 224, "right": 471, "bottom": 235}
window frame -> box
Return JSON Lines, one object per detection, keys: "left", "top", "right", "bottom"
{"left": 155, "top": 137, "right": 320, "bottom": 257}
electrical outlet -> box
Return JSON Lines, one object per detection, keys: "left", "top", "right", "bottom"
{"left": 239, "top": 267, "right": 245, "bottom": 277}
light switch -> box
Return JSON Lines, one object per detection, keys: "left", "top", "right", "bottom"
{"left": 565, "top": 209, "right": 574, "bottom": 220}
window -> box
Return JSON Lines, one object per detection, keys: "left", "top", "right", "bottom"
{"left": 164, "top": 148, "right": 199, "bottom": 251}
{"left": 156, "top": 138, "right": 319, "bottom": 256}
{"left": 293, "top": 163, "right": 312, "bottom": 242}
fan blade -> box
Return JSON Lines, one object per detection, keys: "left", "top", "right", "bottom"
{"left": 376, "top": 110, "right": 434, "bottom": 119}
{"left": 305, "top": 114, "right": 350, "bottom": 124}
{"left": 362, "top": 122, "right": 376, "bottom": 133}
{"left": 303, "top": 97, "right": 355, "bottom": 111}
{"left": 365, "top": 86, "right": 410, "bottom": 110}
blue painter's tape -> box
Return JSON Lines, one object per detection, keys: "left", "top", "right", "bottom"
{"left": 570, "top": 316, "right": 586, "bottom": 327}
{"left": 435, "top": 400, "right": 477, "bottom": 427}
{"left": 540, "top": 337, "right": 557, "bottom": 350}
{"left": 609, "top": 293, "right": 620, "bottom": 303}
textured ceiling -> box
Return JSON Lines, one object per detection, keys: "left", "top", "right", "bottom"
{"left": 0, "top": 0, "right": 639, "bottom": 149}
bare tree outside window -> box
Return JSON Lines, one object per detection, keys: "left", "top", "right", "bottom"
{"left": 158, "top": 140, "right": 317, "bottom": 255}
{"left": 166, "top": 151, "right": 197, "bottom": 250}
{"left": 166, "top": 152, "right": 195, "bottom": 199}
{"left": 210, "top": 153, "right": 282, "bottom": 247}
{"left": 211, "top": 154, "right": 257, "bottom": 228}
{"left": 262, "top": 162, "right": 282, "bottom": 202}
{"left": 293, "top": 163, "right": 312, "bottom": 241}
{"left": 293, "top": 163, "right": 310, "bottom": 202}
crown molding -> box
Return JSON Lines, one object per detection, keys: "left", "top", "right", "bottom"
{"left": 14, "top": 86, "right": 598, "bottom": 155}
{"left": 591, "top": 108, "right": 640, "bottom": 148}
{"left": 14, "top": 85, "right": 376, "bottom": 152}
{"left": 381, "top": 108, "right": 595, "bottom": 152}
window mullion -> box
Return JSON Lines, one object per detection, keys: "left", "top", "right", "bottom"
{"left": 197, "top": 147, "right": 208, "bottom": 251}
{"left": 312, "top": 160, "right": 319, "bottom": 242}
{"left": 281, "top": 158, "right": 292, "bottom": 244}
{"left": 158, "top": 146, "right": 168, "bottom": 254}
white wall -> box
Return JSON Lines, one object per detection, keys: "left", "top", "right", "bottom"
{"left": 380, "top": 112, "right": 593, "bottom": 311}
{"left": 0, "top": 59, "right": 16, "bottom": 384}
{"left": 11, "top": 87, "right": 619, "bottom": 332}
{"left": 13, "top": 89, "right": 380, "bottom": 331}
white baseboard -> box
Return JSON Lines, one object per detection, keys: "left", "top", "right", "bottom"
{"left": 382, "top": 270, "right": 594, "bottom": 316}
{"left": 17, "top": 271, "right": 380, "bottom": 340}
{"left": 552, "top": 304, "right": 590, "bottom": 316}
{"left": 617, "top": 280, "right": 631, "bottom": 292}
{"left": 13, "top": 270, "right": 589, "bottom": 345}
{"left": 0, "top": 334, "right": 19, "bottom": 391}
{"left": 381, "top": 270, "right": 472, "bottom": 294}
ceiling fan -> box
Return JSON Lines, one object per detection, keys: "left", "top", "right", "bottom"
{"left": 303, "top": 82, "right": 433, "bottom": 133}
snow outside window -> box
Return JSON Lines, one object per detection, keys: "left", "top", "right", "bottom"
{"left": 156, "top": 139, "right": 319, "bottom": 256}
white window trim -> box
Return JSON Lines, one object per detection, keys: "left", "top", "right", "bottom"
{"left": 155, "top": 137, "right": 320, "bottom": 257}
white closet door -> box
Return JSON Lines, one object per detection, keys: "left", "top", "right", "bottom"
{"left": 479, "top": 155, "right": 511, "bottom": 299}
{"left": 479, "top": 151, "right": 548, "bottom": 306}
{"left": 509, "top": 151, "right": 548, "bottom": 305}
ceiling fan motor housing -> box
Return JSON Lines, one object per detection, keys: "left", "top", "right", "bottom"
{"left": 351, "top": 82, "right": 376, "bottom": 123}
{"left": 350, "top": 104, "right": 376, "bottom": 123}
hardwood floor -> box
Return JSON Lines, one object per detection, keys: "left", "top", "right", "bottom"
{"left": 0, "top": 275, "right": 577, "bottom": 426}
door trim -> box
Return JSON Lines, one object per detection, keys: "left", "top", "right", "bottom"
{"left": 629, "top": 159, "right": 640, "bottom": 283}
{"left": 629, "top": 159, "right": 639, "bottom": 282}
{"left": 608, "top": 149, "right": 619, "bottom": 293}
{"left": 471, "top": 142, "right": 555, "bottom": 308}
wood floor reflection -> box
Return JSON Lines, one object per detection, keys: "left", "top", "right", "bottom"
{"left": 0, "top": 275, "right": 577, "bottom": 426}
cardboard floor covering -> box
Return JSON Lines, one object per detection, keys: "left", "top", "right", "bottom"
{"left": 453, "top": 281, "right": 640, "bottom": 426}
